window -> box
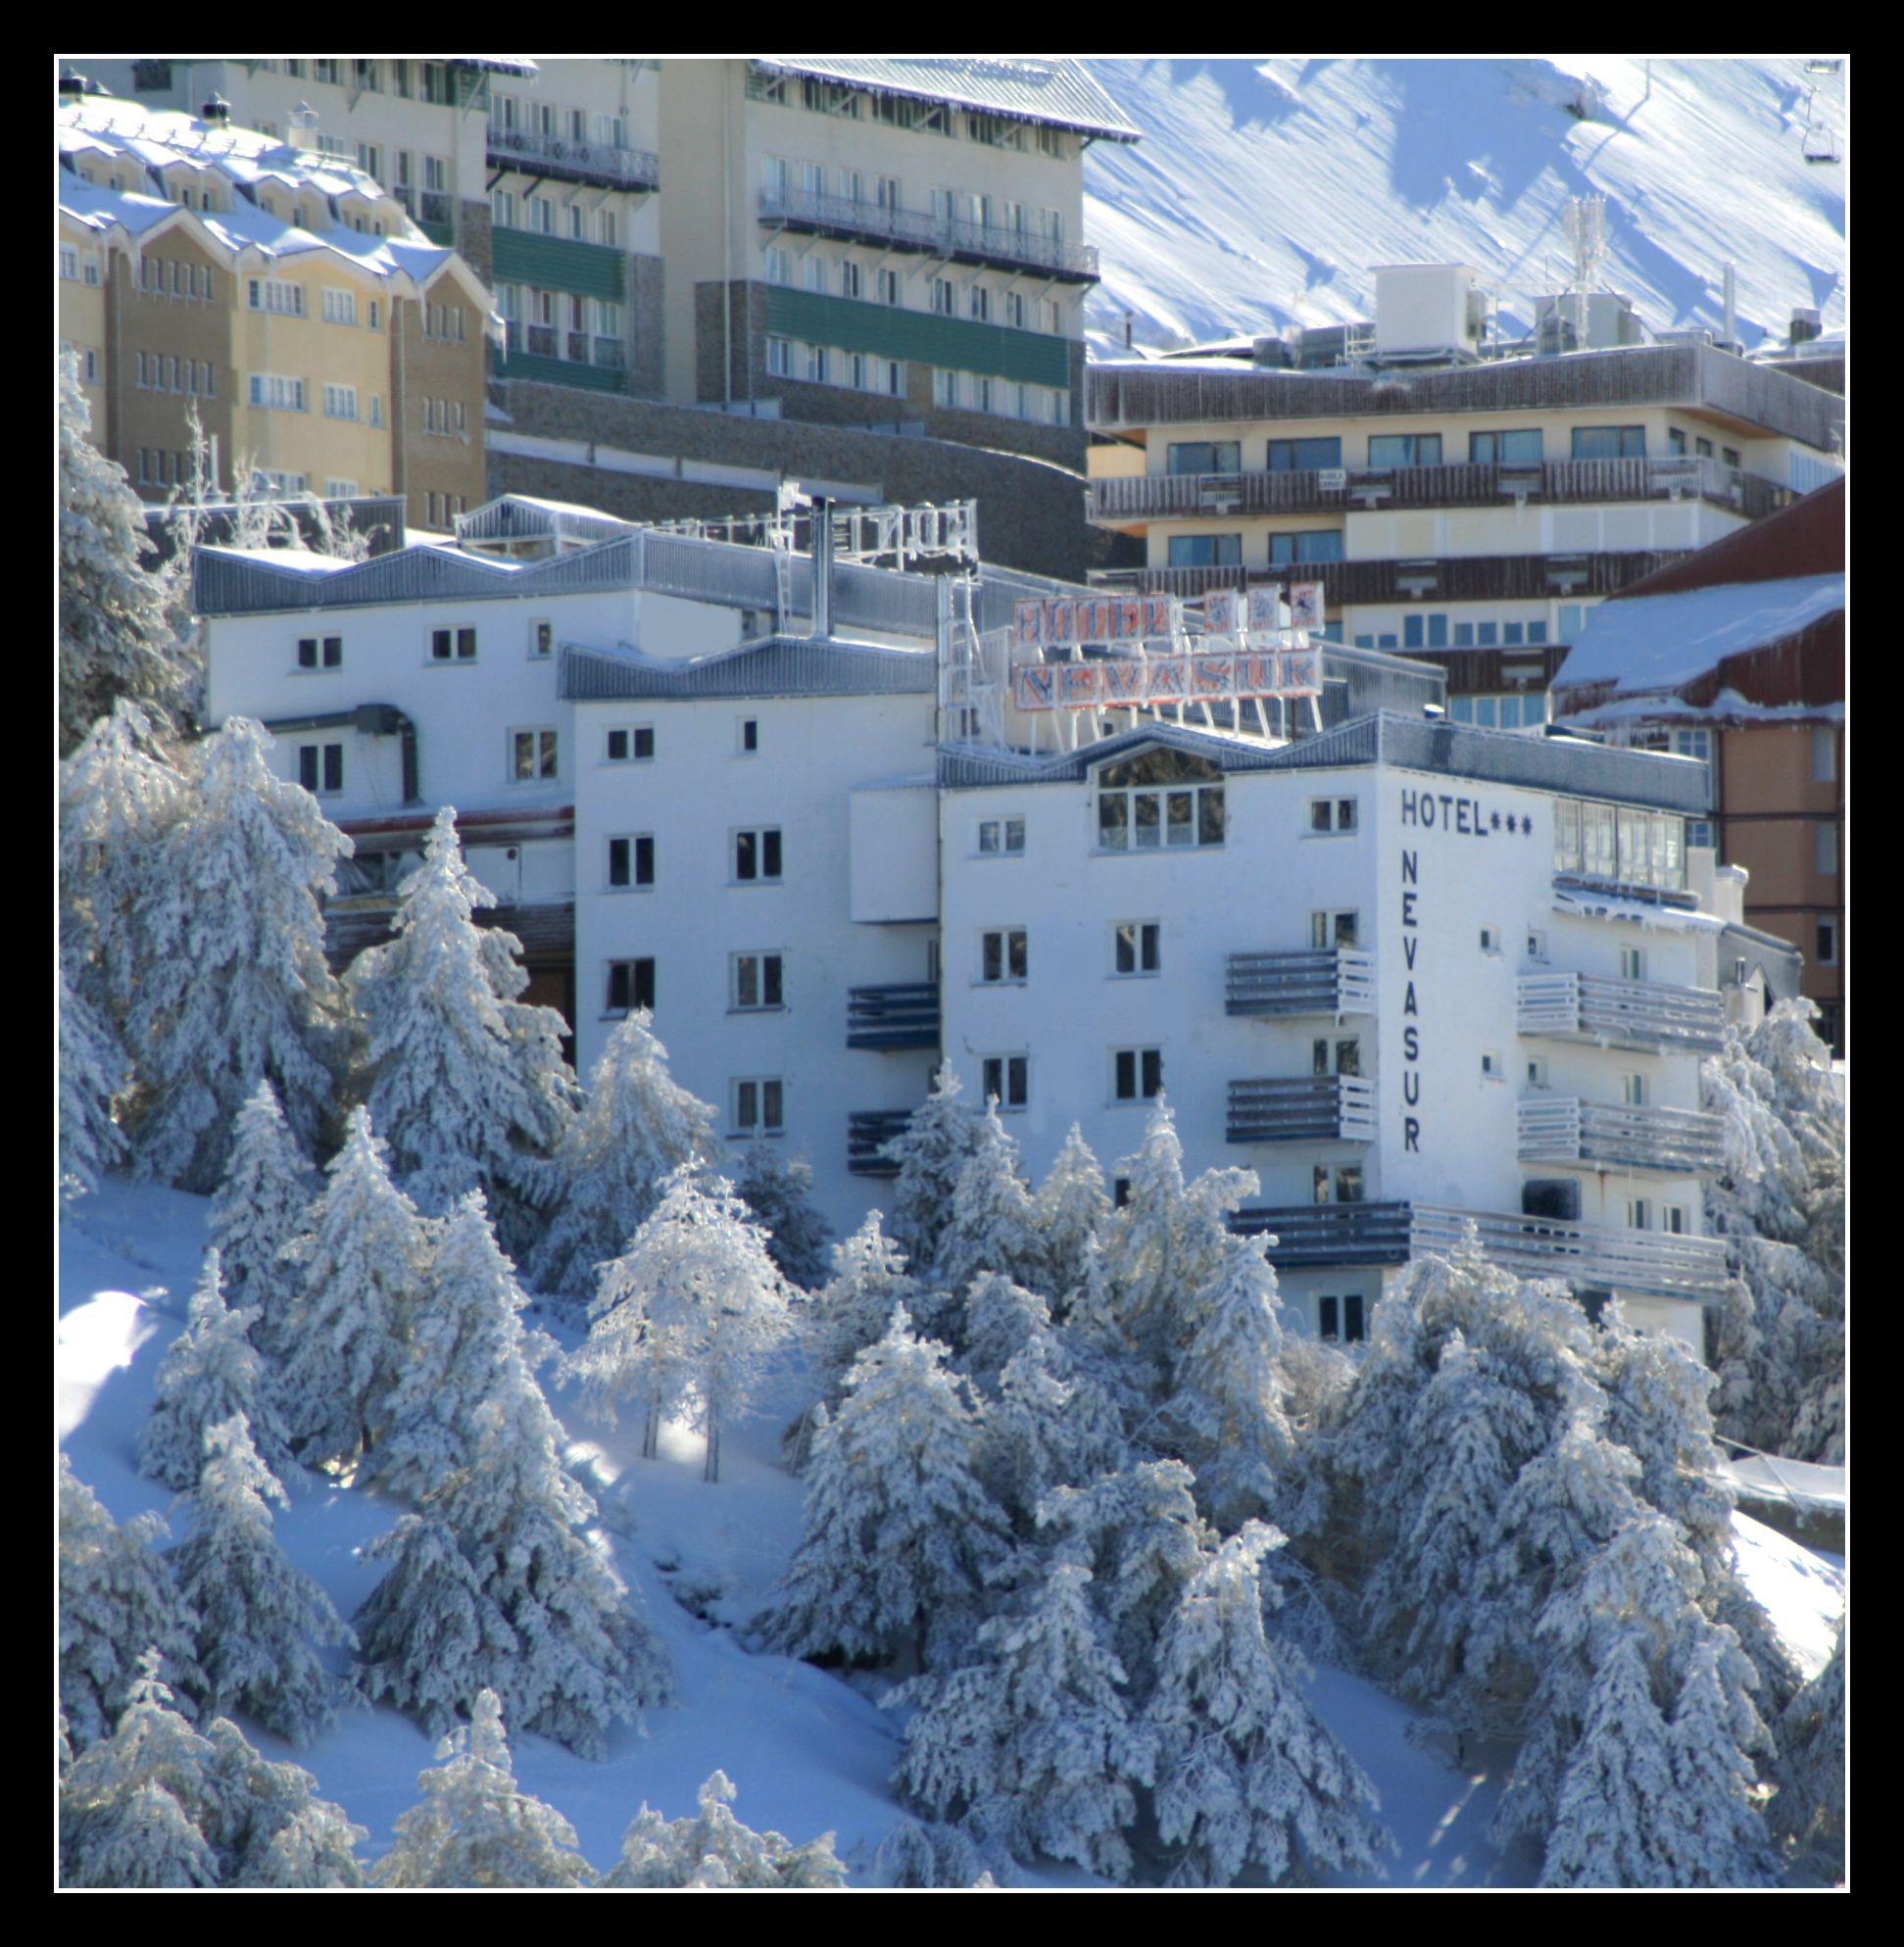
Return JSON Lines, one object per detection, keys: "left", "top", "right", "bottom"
{"left": 322, "top": 384, "right": 359, "bottom": 420}
{"left": 765, "top": 336, "right": 793, "bottom": 376}
{"left": 1113, "top": 1047, "right": 1163, "bottom": 1102}
{"left": 1815, "top": 823, "right": 1838, "bottom": 876}
{"left": 1694, "top": 438, "right": 1714, "bottom": 462}
{"left": 1368, "top": 433, "right": 1441, "bottom": 467}
{"left": 1620, "top": 946, "right": 1645, "bottom": 982}
{"left": 298, "top": 744, "right": 344, "bottom": 795}
{"left": 1313, "top": 1165, "right": 1364, "bottom": 1204}
{"left": 978, "top": 816, "right": 1025, "bottom": 855}
{"left": 740, "top": 718, "right": 759, "bottom": 754}
{"left": 932, "top": 277, "right": 955, "bottom": 316}
{"left": 1308, "top": 797, "right": 1358, "bottom": 836}
{"left": 979, "top": 928, "right": 1028, "bottom": 984}
{"left": 983, "top": 1055, "right": 1029, "bottom": 1110}
{"left": 607, "top": 958, "right": 656, "bottom": 1015}
{"left": 1310, "top": 910, "right": 1360, "bottom": 949}
{"left": 1721, "top": 446, "right": 1741, "bottom": 469}
{"left": 247, "top": 278, "right": 305, "bottom": 316}
{"left": 731, "top": 1078, "right": 785, "bottom": 1138}
{"left": 431, "top": 627, "right": 478, "bottom": 662}
{"left": 1526, "top": 1056, "right": 1549, "bottom": 1090}
{"left": 732, "top": 952, "right": 784, "bottom": 1010}
{"left": 1622, "top": 1073, "right": 1647, "bottom": 1108}
{"left": 1813, "top": 727, "right": 1837, "bottom": 783}
{"left": 802, "top": 255, "right": 828, "bottom": 296}
{"left": 1318, "top": 1294, "right": 1366, "bottom": 1343}
{"left": 511, "top": 729, "right": 558, "bottom": 781}
{"left": 968, "top": 284, "right": 990, "bottom": 322}
{"left": 1816, "top": 916, "right": 1839, "bottom": 965}
{"left": 1481, "top": 1049, "right": 1503, "bottom": 1081}
{"left": 1527, "top": 930, "right": 1548, "bottom": 962}
{"left": 1668, "top": 428, "right": 1687, "bottom": 457}
{"left": 295, "top": 635, "right": 344, "bottom": 670}
{"left": 876, "top": 266, "right": 903, "bottom": 307}
{"left": 1096, "top": 749, "right": 1225, "bottom": 852}
{"left": 1267, "top": 436, "right": 1342, "bottom": 472}
{"left": 606, "top": 726, "right": 655, "bottom": 763}
{"left": 1571, "top": 425, "right": 1646, "bottom": 460}
{"left": 1480, "top": 925, "right": 1500, "bottom": 955}
{"left": 734, "top": 828, "right": 783, "bottom": 882}
{"left": 1470, "top": 429, "right": 1543, "bottom": 463}
{"left": 324, "top": 480, "right": 359, "bottom": 501}
{"left": 1167, "top": 534, "right": 1242, "bottom": 568}
{"left": 1113, "top": 921, "right": 1160, "bottom": 976}
{"left": 368, "top": 395, "right": 383, "bottom": 427}
{"left": 607, "top": 836, "right": 655, "bottom": 890}
{"left": 1662, "top": 1205, "right": 1688, "bottom": 1236}
{"left": 248, "top": 374, "right": 306, "bottom": 412}
{"left": 1625, "top": 1199, "right": 1653, "bottom": 1231}
{"left": 1155, "top": 437, "right": 1238, "bottom": 479}
{"left": 1312, "top": 1036, "right": 1362, "bottom": 1077}
{"left": 322, "top": 287, "right": 358, "bottom": 326}
{"left": 529, "top": 619, "right": 553, "bottom": 660}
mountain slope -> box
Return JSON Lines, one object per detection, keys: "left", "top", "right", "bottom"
{"left": 1081, "top": 57, "right": 1847, "bottom": 357}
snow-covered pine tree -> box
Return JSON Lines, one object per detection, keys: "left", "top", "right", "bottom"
{"left": 275, "top": 1107, "right": 432, "bottom": 1472}
{"left": 118, "top": 717, "right": 349, "bottom": 1189}
{"left": 198, "top": 1717, "right": 366, "bottom": 1887}
{"left": 957, "top": 1271, "right": 1052, "bottom": 1397}
{"left": 364, "top": 1191, "right": 555, "bottom": 1503}
{"left": 1147, "top": 1523, "right": 1390, "bottom": 1887}
{"left": 1031, "top": 1123, "right": 1112, "bottom": 1310}
{"left": 872, "top": 1817, "right": 991, "bottom": 1889}
{"left": 137, "top": 1249, "right": 295, "bottom": 1491}
{"left": 979, "top": 1329, "right": 1131, "bottom": 1535}
{"left": 892, "top": 1559, "right": 1155, "bottom": 1882}
{"left": 58, "top": 1455, "right": 204, "bottom": 1749}
{"left": 525, "top": 1007, "right": 717, "bottom": 1301}
{"left": 805, "top": 1209, "right": 922, "bottom": 1410}
{"left": 1159, "top": 1233, "right": 1295, "bottom": 1532}
{"left": 169, "top": 1415, "right": 354, "bottom": 1745}
{"left": 1653, "top": 1635, "right": 1781, "bottom": 1886}
{"left": 935, "top": 1101, "right": 1048, "bottom": 1296}
{"left": 348, "top": 805, "right": 577, "bottom": 1255}
{"left": 208, "top": 1078, "right": 315, "bottom": 1363}
{"left": 758, "top": 1307, "right": 1010, "bottom": 1672}
{"left": 881, "top": 1062, "right": 985, "bottom": 1274}
{"left": 1770, "top": 1620, "right": 1845, "bottom": 1874}
{"left": 604, "top": 1772, "right": 849, "bottom": 1888}
{"left": 58, "top": 349, "right": 194, "bottom": 754}
{"left": 731, "top": 1142, "right": 834, "bottom": 1291}
{"left": 564, "top": 1166, "right": 792, "bottom": 1479}
{"left": 1704, "top": 1000, "right": 1846, "bottom": 1462}
{"left": 58, "top": 950, "right": 127, "bottom": 1195}
{"left": 371, "top": 1690, "right": 596, "bottom": 1888}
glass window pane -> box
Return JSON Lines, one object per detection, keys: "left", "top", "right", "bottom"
{"left": 1198, "top": 788, "right": 1225, "bottom": 846}
{"left": 983, "top": 934, "right": 1001, "bottom": 982}
{"left": 1116, "top": 1050, "right": 1135, "bottom": 1098}
{"left": 1165, "top": 791, "right": 1195, "bottom": 846}
{"left": 763, "top": 958, "right": 782, "bottom": 1007}
{"left": 1134, "top": 794, "right": 1161, "bottom": 849}
{"left": 736, "top": 832, "right": 757, "bottom": 879}
{"left": 1098, "top": 797, "right": 1127, "bottom": 850}
{"left": 1115, "top": 924, "right": 1136, "bottom": 973}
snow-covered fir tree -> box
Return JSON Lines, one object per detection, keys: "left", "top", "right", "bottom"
{"left": 1770, "top": 1620, "right": 1845, "bottom": 1874}
{"left": 957, "top": 1271, "right": 1052, "bottom": 1398}
{"left": 758, "top": 1307, "right": 1010, "bottom": 1672}
{"left": 565, "top": 1166, "right": 792, "bottom": 1479}
{"left": 979, "top": 1329, "right": 1130, "bottom": 1535}
{"left": 893, "top": 1559, "right": 1155, "bottom": 1882}
{"left": 731, "top": 1142, "right": 834, "bottom": 1291}
{"left": 881, "top": 1062, "right": 985, "bottom": 1273}
{"left": 197, "top": 1716, "right": 366, "bottom": 1887}
{"left": 604, "top": 1772, "right": 848, "bottom": 1888}
{"left": 934, "top": 1101, "right": 1049, "bottom": 1296}
{"left": 525, "top": 1007, "right": 717, "bottom": 1301}
{"left": 371, "top": 1690, "right": 596, "bottom": 1888}
{"left": 1031, "top": 1123, "right": 1112, "bottom": 1309}
{"left": 1147, "top": 1524, "right": 1390, "bottom": 1886}
{"left": 58, "top": 950, "right": 127, "bottom": 1196}
{"left": 805, "top": 1209, "right": 922, "bottom": 1411}
{"left": 1704, "top": 1001, "right": 1846, "bottom": 1463}
{"left": 58, "top": 349, "right": 194, "bottom": 754}
{"left": 1653, "top": 1636, "right": 1782, "bottom": 1886}
{"left": 275, "top": 1107, "right": 432, "bottom": 1472}
{"left": 58, "top": 1455, "right": 204, "bottom": 1749}
{"left": 207, "top": 1078, "right": 315, "bottom": 1363}
{"left": 364, "top": 1191, "right": 555, "bottom": 1502}
{"left": 348, "top": 805, "right": 577, "bottom": 1256}
{"left": 118, "top": 717, "right": 350, "bottom": 1189}
{"left": 872, "top": 1817, "right": 992, "bottom": 1889}
{"left": 137, "top": 1250, "right": 295, "bottom": 1491}
{"left": 1159, "top": 1233, "right": 1295, "bottom": 1532}
{"left": 169, "top": 1415, "right": 354, "bottom": 1746}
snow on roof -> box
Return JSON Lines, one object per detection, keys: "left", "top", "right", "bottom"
{"left": 1551, "top": 886, "right": 1725, "bottom": 935}
{"left": 192, "top": 544, "right": 357, "bottom": 574}
{"left": 1553, "top": 573, "right": 1843, "bottom": 697}
{"left": 755, "top": 55, "right": 1141, "bottom": 140}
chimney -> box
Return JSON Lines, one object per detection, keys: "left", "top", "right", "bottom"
{"left": 811, "top": 497, "right": 834, "bottom": 640}
{"left": 58, "top": 73, "right": 86, "bottom": 100}
{"left": 1790, "top": 306, "right": 1823, "bottom": 347}
{"left": 201, "top": 95, "right": 231, "bottom": 126}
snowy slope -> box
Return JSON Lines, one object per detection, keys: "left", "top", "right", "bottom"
{"left": 57, "top": 1178, "right": 1844, "bottom": 1885}
{"left": 1081, "top": 57, "right": 1847, "bottom": 356}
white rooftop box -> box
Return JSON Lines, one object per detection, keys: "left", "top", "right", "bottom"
{"left": 1373, "top": 263, "right": 1484, "bottom": 360}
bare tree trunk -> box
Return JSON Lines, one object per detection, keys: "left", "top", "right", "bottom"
{"left": 642, "top": 1394, "right": 660, "bottom": 1460}
{"left": 704, "top": 1404, "right": 720, "bottom": 1484}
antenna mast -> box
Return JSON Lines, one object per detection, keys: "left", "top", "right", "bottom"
{"left": 1561, "top": 195, "right": 1607, "bottom": 351}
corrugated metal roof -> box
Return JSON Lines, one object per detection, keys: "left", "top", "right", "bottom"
{"left": 561, "top": 637, "right": 936, "bottom": 702}
{"left": 756, "top": 56, "right": 1140, "bottom": 141}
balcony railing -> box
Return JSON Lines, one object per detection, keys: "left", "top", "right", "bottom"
{"left": 1518, "top": 1096, "right": 1727, "bottom": 1175}
{"left": 1227, "top": 949, "right": 1375, "bottom": 1019}
{"left": 1228, "top": 1075, "right": 1378, "bottom": 1144}
{"left": 1089, "top": 456, "right": 1784, "bottom": 525}
{"left": 1517, "top": 972, "right": 1729, "bottom": 1055}
{"left": 847, "top": 983, "right": 941, "bottom": 1051}
{"left": 848, "top": 1108, "right": 913, "bottom": 1176}
{"left": 1088, "top": 549, "right": 1690, "bottom": 607}
{"left": 1232, "top": 1199, "right": 1730, "bottom": 1298}
{"left": 503, "top": 318, "right": 628, "bottom": 377}
{"left": 486, "top": 122, "right": 660, "bottom": 191}
{"left": 758, "top": 187, "right": 1098, "bottom": 281}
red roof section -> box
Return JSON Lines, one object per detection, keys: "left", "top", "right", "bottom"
{"left": 1607, "top": 475, "right": 1844, "bottom": 601}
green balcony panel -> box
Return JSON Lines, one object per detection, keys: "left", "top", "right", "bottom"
{"left": 494, "top": 350, "right": 628, "bottom": 393}
{"left": 491, "top": 229, "right": 628, "bottom": 304}
{"left": 762, "top": 286, "right": 1070, "bottom": 388}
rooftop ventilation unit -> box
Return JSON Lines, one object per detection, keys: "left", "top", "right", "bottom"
{"left": 1371, "top": 264, "right": 1483, "bottom": 364}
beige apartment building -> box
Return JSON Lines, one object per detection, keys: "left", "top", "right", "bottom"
{"left": 58, "top": 86, "right": 491, "bottom": 529}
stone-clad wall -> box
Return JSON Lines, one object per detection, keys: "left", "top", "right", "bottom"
{"left": 629, "top": 254, "right": 665, "bottom": 401}
{"left": 489, "top": 378, "right": 1092, "bottom": 580}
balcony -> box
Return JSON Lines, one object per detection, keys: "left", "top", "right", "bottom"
{"left": 758, "top": 187, "right": 1098, "bottom": 282}
{"left": 1227, "top": 949, "right": 1375, "bottom": 1019}
{"left": 1228, "top": 1075, "right": 1377, "bottom": 1144}
{"left": 486, "top": 122, "right": 659, "bottom": 192}
{"left": 1517, "top": 972, "right": 1729, "bottom": 1055}
{"left": 1517, "top": 1096, "right": 1726, "bottom": 1175}
{"left": 848, "top": 1108, "right": 913, "bottom": 1177}
{"left": 1232, "top": 1199, "right": 1730, "bottom": 1299}
{"left": 497, "top": 319, "right": 630, "bottom": 394}
{"left": 847, "top": 983, "right": 941, "bottom": 1051}
{"left": 1087, "top": 456, "right": 1785, "bottom": 526}
{"left": 393, "top": 183, "right": 456, "bottom": 244}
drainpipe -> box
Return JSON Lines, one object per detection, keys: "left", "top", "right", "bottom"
{"left": 811, "top": 495, "right": 833, "bottom": 639}
{"left": 261, "top": 702, "right": 420, "bottom": 803}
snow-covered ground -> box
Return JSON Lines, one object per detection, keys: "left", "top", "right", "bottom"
{"left": 57, "top": 1177, "right": 1844, "bottom": 1885}
{"left": 1081, "top": 57, "right": 1847, "bottom": 357}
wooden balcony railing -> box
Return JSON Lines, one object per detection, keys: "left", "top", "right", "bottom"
{"left": 1227, "top": 949, "right": 1376, "bottom": 1019}
{"left": 1517, "top": 1096, "right": 1727, "bottom": 1174}
{"left": 846, "top": 983, "right": 941, "bottom": 1051}
{"left": 1088, "top": 549, "right": 1691, "bottom": 606}
{"left": 1517, "top": 972, "right": 1729, "bottom": 1054}
{"left": 1228, "top": 1075, "right": 1377, "bottom": 1144}
{"left": 848, "top": 1108, "right": 913, "bottom": 1177}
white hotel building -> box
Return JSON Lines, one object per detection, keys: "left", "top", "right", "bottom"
{"left": 198, "top": 496, "right": 1769, "bottom": 1351}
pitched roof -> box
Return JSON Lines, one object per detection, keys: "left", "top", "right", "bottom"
{"left": 755, "top": 55, "right": 1140, "bottom": 141}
